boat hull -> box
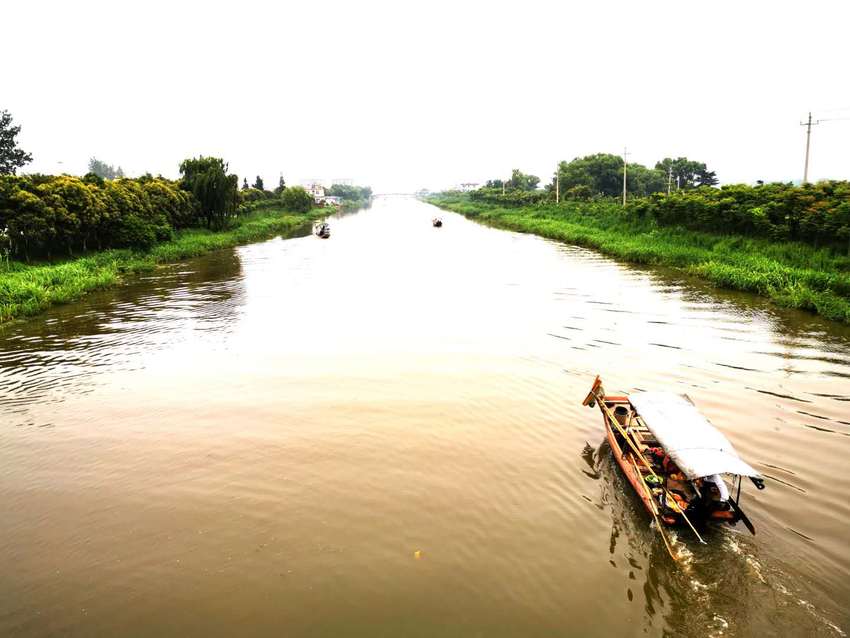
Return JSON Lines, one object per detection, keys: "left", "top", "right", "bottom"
{"left": 599, "top": 397, "right": 678, "bottom": 525}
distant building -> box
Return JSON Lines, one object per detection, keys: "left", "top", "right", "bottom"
{"left": 304, "top": 182, "right": 326, "bottom": 202}
{"left": 458, "top": 182, "right": 480, "bottom": 192}
{"left": 324, "top": 196, "right": 343, "bottom": 206}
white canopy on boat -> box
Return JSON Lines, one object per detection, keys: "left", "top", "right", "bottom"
{"left": 629, "top": 391, "right": 761, "bottom": 480}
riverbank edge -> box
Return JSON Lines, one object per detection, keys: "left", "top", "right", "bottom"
{"left": 0, "top": 207, "right": 323, "bottom": 325}
{"left": 425, "top": 196, "right": 850, "bottom": 324}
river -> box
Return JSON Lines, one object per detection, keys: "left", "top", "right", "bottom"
{"left": 1, "top": 196, "right": 848, "bottom": 637}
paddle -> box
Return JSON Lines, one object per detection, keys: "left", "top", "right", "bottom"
{"left": 728, "top": 496, "right": 756, "bottom": 535}
{"left": 630, "top": 456, "right": 678, "bottom": 561}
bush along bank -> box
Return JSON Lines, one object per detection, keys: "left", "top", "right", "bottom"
{"left": 426, "top": 192, "right": 850, "bottom": 324}
{"left": 0, "top": 207, "right": 321, "bottom": 324}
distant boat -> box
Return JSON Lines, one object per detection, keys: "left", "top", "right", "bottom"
{"left": 313, "top": 221, "right": 330, "bottom": 238}
{"left": 432, "top": 217, "right": 443, "bottom": 227}
{"left": 583, "top": 375, "right": 765, "bottom": 552}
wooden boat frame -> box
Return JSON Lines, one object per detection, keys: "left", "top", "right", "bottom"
{"left": 583, "top": 375, "right": 763, "bottom": 535}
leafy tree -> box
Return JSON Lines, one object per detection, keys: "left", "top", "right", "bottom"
{"left": 628, "top": 164, "right": 666, "bottom": 197}
{"left": 509, "top": 169, "right": 540, "bottom": 191}
{"left": 87, "top": 157, "right": 124, "bottom": 180}
{"left": 280, "top": 186, "right": 314, "bottom": 213}
{"left": 239, "top": 187, "right": 266, "bottom": 203}
{"left": 655, "top": 157, "right": 718, "bottom": 190}
{"left": 253, "top": 175, "right": 264, "bottom": 190}
{"left": 556, "top": 153, "right": 624, "bottom": 197}
{"left": 274, "top": 174, "right": 286, "bottom": 195}
{"left": 485, "top": 179, "right": 504, "bottom": 189}
{"left": 0, "top": 110, "right": 33, "bottom": 175}
{"left": 242, "top": 177, "right": 249, "bottom": 190}
{"left": 38, "top": 176, "right": 95, "bottom": 255}
{"left": 327, "top": 184, "right": 372, "bottom": 201}
{"left": 179, "top": 156, "right": 238, "bottom": 229}
{"left": 142, "top": 178, "right": 198, "bottom": 229}
{"left": 1, "top": 181, "right": 52, "bottom": 260}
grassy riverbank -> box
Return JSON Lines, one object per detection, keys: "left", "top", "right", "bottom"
{"left": 0, "top": 208, "right": 319, "bottom": 324}
{"left": 427, "top": 193, "right": 850, "bottom": 324}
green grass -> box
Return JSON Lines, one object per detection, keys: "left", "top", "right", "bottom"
{"left": 426, "top": 194, "right": 850, "bottom": 324}
{"left": 0, "top": 208, "right": 320, "bottom": 324}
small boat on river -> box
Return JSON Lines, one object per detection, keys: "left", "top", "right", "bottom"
{"left": 583, "top": 376, "right": 765, "bottom": 547}
{"left": 313, "top": 221, "right": 331, "bottom": 238}
{"left": 432, "top": 217, "right": 443, "bottom": 227}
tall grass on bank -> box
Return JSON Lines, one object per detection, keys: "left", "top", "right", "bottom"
{"left": 426, "top": 194, "right": 850, "bottom": 324}
{"left": 0, "top": 209, "right": 318, "bottom": 324}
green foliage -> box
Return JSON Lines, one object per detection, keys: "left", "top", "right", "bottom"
{"left": 0, "top": 174, "right": 195, "bottom": 260}
{"left": 469, "top": 188, "right": 547, "bottom": 206}
{"left": 548, "top": 154, "right": 717, "bottom": 200}
{"left": 509, "top": 169, "right": 540, "bottom": 191}
{"left": 0, "top": 110, "right": 33, "bottom": 175}
{"left": 274, "top": 175, "right": 286, "bottom": 195}
{"left": 253, "top": 175, "right": 264, "bottom": 190}
{"left": 280, "top": 186, "right": 314, "bottom": 213}
{"left": 483, "top": 171, "right": 540, "bottom": 193}
{"left": 327, "top": 183, "right": 373, "bottom": 201}
{"left": 142, "top": 178, "right": 198, "bottom": 229}
{"left": 556, "top": 153, "right": 625, "bottom": 198}
{"left": 87, "top": 157, "right": 125, "bottom": 180}
{"left": 655, "top": 157, "right": 718, "bottom": 189}
{"left": 627, "top": 163, "right": 666, "bottom": 196}
{"left": 179, "top": 156, "right": 238, "bottom": 229}
{"left": 239, "top": 188, "right": 267, "bottom": 203}
{"left": 630, "top": 181, "right": 850, "bottom": 251}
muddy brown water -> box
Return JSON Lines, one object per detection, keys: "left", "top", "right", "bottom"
{"left": 1, "top": 197, "right": 849, "bottom": 637}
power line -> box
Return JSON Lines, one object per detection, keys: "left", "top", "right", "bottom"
{"left": 816, "top": 105, "right": 850, "bottom": 113}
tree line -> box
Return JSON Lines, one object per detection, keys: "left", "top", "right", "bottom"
{"left": 0, "top": 109, "right": 373, "bottom": 261}
{"left": 631, "top": 181, "right": 850, "bottom": 252}
{"left": 474, "top": 154, "right": 717, "bottom": 205}
{"left": 0, "top": 157, "right": 324, "bottom": 261}
{"left": 464, "top": 156, "right": 850, "bottom": 254}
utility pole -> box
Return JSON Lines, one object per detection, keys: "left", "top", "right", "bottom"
{"left": 622, "top": 147, "right": 629, "bottom": 207}
{"left": 666, "top": 165, "right": 672, "bottom": 196}
{"left": 502, "top": 179, "right": 505, "bottom": 195}
{"left": 555, "top": 168, "right": 560, "bottom": 204}
{"left": 800, "top": 112, "right": 820, "bottom": 184}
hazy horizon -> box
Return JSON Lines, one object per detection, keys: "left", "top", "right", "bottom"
{"left": 5, "top": 0, "right": 849, "bottom": 192}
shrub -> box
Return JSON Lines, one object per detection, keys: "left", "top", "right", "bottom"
{"left": 280, "top": 186, "right": 314, "bottom": 213}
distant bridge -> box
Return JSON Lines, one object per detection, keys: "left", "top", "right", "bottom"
{"left": 372, "top": 193, "right": 421, "bottom": 198}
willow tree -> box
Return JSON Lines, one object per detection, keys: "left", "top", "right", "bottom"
{"left": 179, "top": 156, "right": 238, "bottom": 229}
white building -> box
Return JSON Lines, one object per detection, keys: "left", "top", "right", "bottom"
{"left": 459, "top": 182, "right": 480, "bottom": 192}
{"left": 304, "top": 182, "right": 326, "bottom": 202}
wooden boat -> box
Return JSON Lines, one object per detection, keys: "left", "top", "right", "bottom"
{"left": 432, "top": 217, "right": 443, "bottom": 227}
{"left": 313, "top": 221, "right": 331, "bottom": 238}
{"left": 583, "top": 376, "right": 765, "bottom": 537}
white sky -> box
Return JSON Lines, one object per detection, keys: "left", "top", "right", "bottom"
{"left": 4, "top": 0, "right": 849, "bottom": 192}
